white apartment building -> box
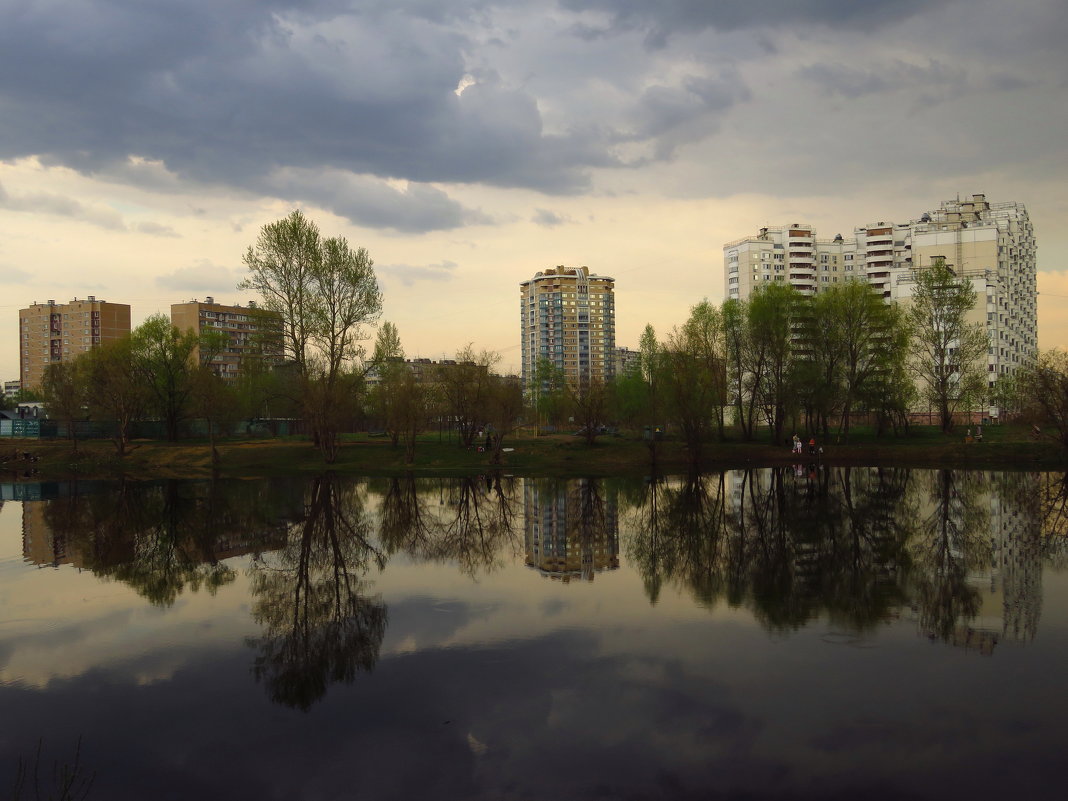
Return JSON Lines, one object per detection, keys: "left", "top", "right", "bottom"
{"left": 520, "top": 266, "right": 616, "bottom": 389}
{"left": 723, "top": 195, "right": 1036, "bottom": 394}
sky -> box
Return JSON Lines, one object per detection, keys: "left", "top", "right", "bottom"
{"left": 2, "top": 0, "right": 1067, "bottom": 379}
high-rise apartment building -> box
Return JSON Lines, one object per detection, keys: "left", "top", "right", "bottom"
{"left": 170, "top": 297, "right": 281, "bottom": 380}
{"left": 520, "top": 265, "right": 615, "bottom": 389}
{"left": 723, "top": 195, "right": 1036, "bottom": 391}
{"left": 18, "top": 297, "right": 131, "bottom": 390}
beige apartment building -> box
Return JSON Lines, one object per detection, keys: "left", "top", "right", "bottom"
{"left": 18, "top": 297, "right": 131, "bottom": 390}
{"left": 170, "top": 296, "right": 281, "bottom": 380}
{"left": 724, "top": 195, "right": 1036, "bottom": 396}
{"left": 520, "top": 266, "right": 616, "bottom": 389}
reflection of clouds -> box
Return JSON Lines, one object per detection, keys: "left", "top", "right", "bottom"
{"left": 0, "top": 472, "right": 1064, "bottom": 799}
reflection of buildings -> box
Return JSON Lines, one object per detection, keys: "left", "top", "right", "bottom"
{"left": 22, "top": 503, "right": 74, "bottom": 567}
{"left": 20, "top": 492, "right": 291, "bottom": 571}
{"left": 986, "top": 472, "right": 1043, "bottom": 643}
{"left": 523, "top": 479, "right": 619, "bottom": 582}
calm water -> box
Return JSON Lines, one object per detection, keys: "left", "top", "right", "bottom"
{"left": 2, "top": 469, "right": 1068, "bottom": 800}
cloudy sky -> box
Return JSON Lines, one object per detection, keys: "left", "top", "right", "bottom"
{"left": 2, "top": 0, "right": 1067, "bottom": 378}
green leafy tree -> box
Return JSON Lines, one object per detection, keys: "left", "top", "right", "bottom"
{"left": 529, "top": 357, "right": 569, "bottom": 434}
{"left": 660, "top": 300, "right": 728, "bottom": 466}
{"left": 906, "top": 258, "right": 988, "bottom": 432}
{"left": 132, "top": 313, "right": 201, "bottom": 441}
{"left": 721, "top": 298, "right": 752, "bottom": 439}
{"left": 239, "top": 210, "right": 382, "bottom": 462}
{"left": 748, "top": 283, "right": 800, "bottom": 444}
{"left": 793, "top": 282, "right": 912, "bottom": 439}
{"left": 368, "top": 321, "right": 408, "bottom": 448}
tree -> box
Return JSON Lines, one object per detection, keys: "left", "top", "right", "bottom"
{"left": 189, "top": 366, "right": 241, "bottom": 466}
{"left": 907, "top": 258, "right": 988, "bottom": 432}
{"left": 484, "top": 374, "right": 525, "bottom": 463}
{"left": 529, "top": 357, "right": 569, "bottom": 434}
{"left": 793, "top": 282, "right": 911, "bottom": 439}
{"left": 661, "top": 301, "right": 727, "bottom": 466}
{"left": 1012, "top": 349, "right": 1068, "bottom": 449}
{"left": 239, "top": 210, "right": 382, "bottom": 462}
{"left": 437, "top": 345, "right": 497, "bottom": 448}
{"left": 239, "top": 210, "right": 321, "bottom": 375}
{"left": 85, "top": 337, "right": 148, "bottom": 455}
{"left": 368, "top": 322, "right": 407, "bottom": 448}
{"left": 835, "top": 282, "right": 911, "bottom": 439}
{"left": 42, "top": 357, "right": 89, "bottom": 451}
{"left": 566, "top": 376, "right": 610, "bottom": 446}
{"left": 637, "top": 324, "right": 666, "bottom": 457}
{"left": 721, "top": 298, "right": 753, "bottom": 439}
{"left": 132, "top": 314, "right": 201, "bottom": 441}
{"left": 748, "top": 283, "right": 800, "bottom": 444}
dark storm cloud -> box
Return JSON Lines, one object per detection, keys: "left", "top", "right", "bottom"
{"left": 0, "top": 1, "right": 760, "bottom": 231}
{"left": 560, "top": 0, "right": 954, "bottom": 42}
{"left": 0, "top": 0, "right": 641, "bottom": 232}
{"left": 797, "top": 60, "right": 967, "bottom": 99}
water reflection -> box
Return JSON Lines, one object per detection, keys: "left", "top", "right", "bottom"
{"left": 4, "top": 469, "right": 1068, "bottom": 800}
{"left": 377, "top": 474, "right": 521, "bottom": 575}
{"left": 26, "top": 478, "right": 299, "bottom": 605}
{"left": 13, "top": 467, "right": 1058, "bottom": 707}
{"left": 626, "top": 467, "right": 1047, "bottom": 654}
{"left": 523, "top": 478, "right": 619, "bottom": 582}
{"left": 247, "top": 476, "right": 387, "bottom": 710}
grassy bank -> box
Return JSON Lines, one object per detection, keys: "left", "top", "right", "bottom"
{"left": 3, "top": 423, "right": 1064, "bottom": 481}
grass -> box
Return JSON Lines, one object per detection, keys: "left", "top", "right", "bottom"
{"left": 2, "top": 424, "right": 1064, "bottom": 482}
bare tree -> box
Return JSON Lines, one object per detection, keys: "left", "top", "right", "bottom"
{"left": 42, "top": 358, "right": 88, "bottom": 452}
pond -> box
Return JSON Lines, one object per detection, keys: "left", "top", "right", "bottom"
{"left": 2, "top": 468, "right": 1067, "bottom": 800}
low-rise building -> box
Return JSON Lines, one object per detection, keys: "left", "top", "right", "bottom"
{"left": 170, "top": 297, "right": 282, "bottom": 380}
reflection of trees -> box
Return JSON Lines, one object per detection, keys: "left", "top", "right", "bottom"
{"left": 626, "top": 472, "right": 731, "bottom": 608}
{"left": 906, "top": 470, "right": 992, "bottom": 643}
{"left": 38, "top": 479, "right": 298, "bottom": 606}
{"left": 1038, "top": 472, "right": 1068, "bottom": 569}
{"left": 626, "top": 467, "right": 916, "bottom": 633}
{"left": 248, "top": 476, "right": 387, "bottom": 710}
{"left": 377, "top": 474, "right": 521, "bottom": 576}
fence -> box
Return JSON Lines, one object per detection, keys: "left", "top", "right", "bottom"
{"left": 0, "top": 419, "right": 295, "bottom": 440}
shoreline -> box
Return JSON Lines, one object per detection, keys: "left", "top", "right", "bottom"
{"left": 3, "top": 429, "right": 1064, "bottom": 481}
